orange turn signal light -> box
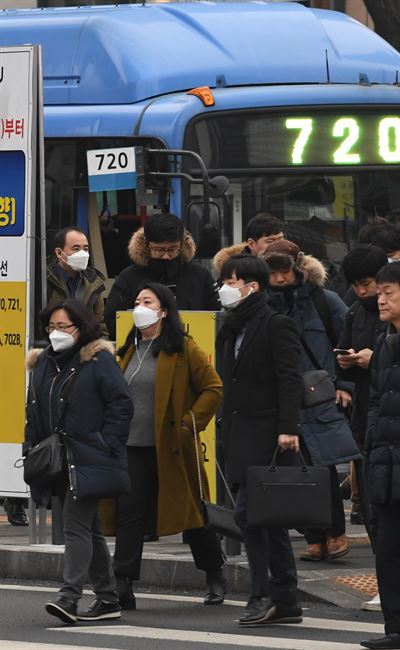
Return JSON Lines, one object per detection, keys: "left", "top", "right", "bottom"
{"left": 187, "top": 86, "right": 215, "bottom": 107}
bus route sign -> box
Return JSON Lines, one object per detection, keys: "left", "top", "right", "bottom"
{"left": 0, "top": 46, "right": 40, "bottom": 496}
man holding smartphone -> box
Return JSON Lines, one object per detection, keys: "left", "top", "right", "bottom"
{"left": 337, "top": 244, "right": 387, "bottom": 612}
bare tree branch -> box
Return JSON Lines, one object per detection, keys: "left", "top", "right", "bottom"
{"left": 364, "top": 0, "right": 400, "bottom": 52}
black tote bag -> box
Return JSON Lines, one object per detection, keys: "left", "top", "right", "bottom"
{"left": 246, "top": 447, "right": 332, "bottom": 529}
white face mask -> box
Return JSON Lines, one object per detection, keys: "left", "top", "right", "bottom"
{"left": 133, "top": 305, "right": 163, "bottom": 330}
{"left": 62, "top": 250, "right": 89, "bottom": 271}
{"left": 49, "top": 329, "right": 77, "bottom": 352}
{"left": 218, "top": 283, "right": 254, "bottom": 309}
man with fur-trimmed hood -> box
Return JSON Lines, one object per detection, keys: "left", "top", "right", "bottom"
{"left": 105, "top": 214, "right": 219, "bottom": 339}
{"left": 262, "top": 240, "right": 361, "bottom": 564}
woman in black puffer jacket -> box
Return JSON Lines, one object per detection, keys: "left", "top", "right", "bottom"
{"left": 25, "top": 299, "right": 133, "bottom": 626}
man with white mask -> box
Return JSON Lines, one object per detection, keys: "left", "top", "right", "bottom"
{"left": 47, "top": 227, "right": 107, "bottom": 336}
{"left": 217, "top": 254, "right": 304, "bottom": 627}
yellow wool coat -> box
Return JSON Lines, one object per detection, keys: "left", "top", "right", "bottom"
{"left": 119, "top": 336, "right": 223, "bottom": 536}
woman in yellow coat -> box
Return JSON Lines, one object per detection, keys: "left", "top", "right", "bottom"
{"left": 113, "top": 282, "right": 225, "bottom": 609}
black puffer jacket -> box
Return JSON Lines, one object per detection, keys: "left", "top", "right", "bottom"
{"left": 105, "top": 228, "right": 219, "bottom": 339}
{"left": 338, "top": 299, "right": 386, "bottom": 445}
{"left": 366, "top": 331, "right": 400, "bottom": 505}
{"left": 25, "top": 340, "right": 133, "bottom": 505}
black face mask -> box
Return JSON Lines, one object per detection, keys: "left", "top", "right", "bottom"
{"left": 359, "top": 295, "right": 379, "bottom": 312}
{"left": 148, "top": 257, "right": 182, "bottom": 280}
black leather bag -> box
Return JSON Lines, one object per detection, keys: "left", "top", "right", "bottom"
{"left": 301, "top": 336, "right": 337, "bottom": 409}
{"left": 246, "top": 448, "right": 332, "bottom": 529}
{"left": 201, "top": 500, "right": 243, "bottom": 541}
{"left": 23, "top": 433, "right": 64, "bottom": 488}
{"left": 302, "top": 369, "right": 336, "bottom": 408}
{"left": 191, "top": 410, "right": 243, "bottom": 542}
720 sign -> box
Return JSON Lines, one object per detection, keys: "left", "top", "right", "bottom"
{"left": 87, "top": 147, "right": 137, "bottom": 192}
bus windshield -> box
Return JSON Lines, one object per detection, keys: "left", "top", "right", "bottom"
{"left": 184, "top": 110, "right": 400, "bottom": 273}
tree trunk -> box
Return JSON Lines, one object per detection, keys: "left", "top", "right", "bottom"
{"left": 364, "top": 0, "right": 400, "bottom": 52}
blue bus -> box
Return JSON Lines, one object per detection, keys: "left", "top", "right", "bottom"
{"left": 2, "top": 1, "right": 400, "bottom": 289}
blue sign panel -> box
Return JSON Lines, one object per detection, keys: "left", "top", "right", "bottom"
{"left": 0, "top": 150, "right": 25, "bottom": 237}
{"left": 88, "top": 171, "right": 137, "bottom": 192}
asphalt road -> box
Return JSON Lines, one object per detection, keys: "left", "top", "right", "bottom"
{"left": 0, "top": 579, "right": 385, "bottom": 650}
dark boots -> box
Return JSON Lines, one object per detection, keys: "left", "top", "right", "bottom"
{"left": 204, "top": 568, "right": 226, "bottom": 605}
{"left": 115, "top": 576, "right": 136, "bottom": 610}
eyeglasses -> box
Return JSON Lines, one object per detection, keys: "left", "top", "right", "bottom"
{"left": 149, "top": 245, "right": 181, "bottom": 257}
{"left": 45, "top": 323, "right": 75, "bottom": 333}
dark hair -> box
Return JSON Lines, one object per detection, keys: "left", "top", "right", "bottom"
{"left": 245, "top": 213, "right": 284, "bottom": 241}
{"left": 117, "top": 282, "right": 185, "bottom": 358}
{"left": 143, "top": 213, "right": 184, "bottom": 243}
{"left": 370, "top": 225, "right": 400, "bottom": 254}
{"left": 220, "top": 254, "right": 269, "bottom": 290}
{"left": 53, "top": 227, "right": 88, "bottom": 250}
{"left": 376, "top": 262, "right": 400, "bottom": 285}
{"left": 40, "top": 299, "right": 102, "bottom": 346}
{"left": 342, "top": 244, "right": 388, "bottom": 284}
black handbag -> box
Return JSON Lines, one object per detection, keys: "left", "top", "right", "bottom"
{"left": 191, "top": 411, "right": 243, "bottom": 541}
{"left": 23, "top": 433, "right": 64, "bottom": 489}
{"left": 301, "top": 337, "right": 336, "bottom": 409}
{"left": 246, "top": 447, "right": 332, "bottom": 529}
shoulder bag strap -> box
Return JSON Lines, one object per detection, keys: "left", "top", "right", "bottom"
{"left": 189, "top": 409, "right": 236, "bottom": 507}
{"left": 300, "top": 336, "right": 323, "bottom": 371}
{"left": 311, "top": 287, "right": 336, "bottom": 348}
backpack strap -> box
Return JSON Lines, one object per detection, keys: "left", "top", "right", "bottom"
{"left": 311, "top": 287, "right": 336, "bottom": 348}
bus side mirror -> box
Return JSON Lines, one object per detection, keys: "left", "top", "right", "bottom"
{"left": 209, "top": 175, "right": 229, "bottom": 198}
{"left": 186, "top": 201, "right": 222, "bottom": 258}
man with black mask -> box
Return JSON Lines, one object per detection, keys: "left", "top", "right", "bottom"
{"left": 105, "top": 214, "right": 219, "bottom": 339}
{"left": 337, "top": 244, "right": 388, "bottom": 612}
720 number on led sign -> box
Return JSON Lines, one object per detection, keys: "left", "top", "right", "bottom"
{"left": 285, "top": 116, "right": 400, "bottom": 165}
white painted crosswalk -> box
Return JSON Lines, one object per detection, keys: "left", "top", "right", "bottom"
{"left": 49, "top": 623, "right": 376, "bottom": 649}
{"left": 1, "top": 584, "right": 384, "bottom": 650}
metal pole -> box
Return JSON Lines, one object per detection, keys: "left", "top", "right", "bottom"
{"left": 51, "top": 496, "right": 64, "bottom": 545}
{"left": 28, "top": 497, "right": 37, "bottom": 544}
{"left": 38, "top": 506, "right": 47, "bottom": 544}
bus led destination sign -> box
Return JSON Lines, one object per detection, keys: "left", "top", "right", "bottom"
{"left": 239, "top": 111, "right": 400, "bottom": 168}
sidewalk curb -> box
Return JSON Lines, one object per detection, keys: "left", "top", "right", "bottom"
{"left": 0, "top": 544, "right": 368, "bottom": 608}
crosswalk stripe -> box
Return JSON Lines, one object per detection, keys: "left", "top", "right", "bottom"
{"left": 0, "top": 643, "right": 116, "bottom": 650}
{"left": 50, "top": 623, "right": 371, "bottom": 649}
{"left": 0, "top": 584, "right": 382, "bottom": 634}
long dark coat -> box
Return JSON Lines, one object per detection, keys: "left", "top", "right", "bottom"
{"left": 119, "top": 336, "right": 223, "bottom": 536}
{"left": 25, "top": 340, "right": 133, "bottom": 505}
{"left": 219, "top": 296, "right": 303, "bottom": 484}
{"left": 267, "top": 254, "right": 361, "bottom": 466}
{"left": 366, "top": 331, "right": 400, "bottom": 505}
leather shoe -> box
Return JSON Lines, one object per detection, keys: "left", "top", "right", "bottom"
{"left": 327, "top": 534, "right": 349, "bottom": 560}
{"left": 204, "top": 569, "right": 226, "bottom": 605}
{"left": 238, "top": 598, "right": 303, "bottom": 626}
{"left": 300, "top": 543, "right": 326, "bottom": 561}
{"left": 116, "top": 575, "right": 136, "bottom": 610}
{"left": 360, "top": 633, "right": 400, "bottom": 649}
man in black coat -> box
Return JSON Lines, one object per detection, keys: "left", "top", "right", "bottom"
{"left": 361, "top": 262, "right": 400, "bottom": 650}
{"left": 104, "top": 214, "right": 218, "bottom": 339}
{"left": 217, "top": 254, "right": 303, "bottom": 627}
{"left": 337, "top": 245, "right": 387, "bottom": 538}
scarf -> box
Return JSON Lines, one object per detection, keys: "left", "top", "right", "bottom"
{"left": 217, "top": 291, "right": 268, "bottom": 346}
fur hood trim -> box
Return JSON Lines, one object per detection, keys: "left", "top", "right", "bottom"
{"left": 265, "top": 250, "right": 327, "bottom": 288}
{"left": 213, "top": 243, "right": 246, "bottom": 274}
{"left": 128, "top": 227, "right": 196, "bottom": 266}
{"left": 26, "top": 339, "right": 115, "bottom": 370}
{"left": 300, "top": 254, "right": 327, "bottom": 287}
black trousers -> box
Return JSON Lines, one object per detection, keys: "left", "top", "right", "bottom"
{"left": 234, "top": 482, "right": 298, "bottom": 604}
{"left": 113, "top": 446, "right": 224, "bottom": 580}
{"left": 375, "top": 503, "right": 400, "bottom": 635}
{"left": 305, "top": 465, "right": 345, "bottom": 544}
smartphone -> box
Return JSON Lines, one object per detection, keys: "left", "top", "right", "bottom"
{"left": 334, "top": 348, "right": 351, "bottom": 356}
